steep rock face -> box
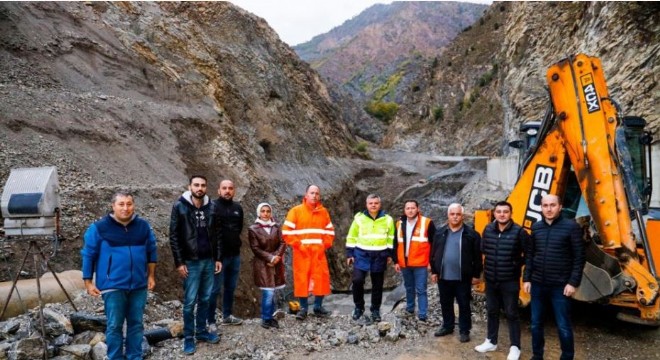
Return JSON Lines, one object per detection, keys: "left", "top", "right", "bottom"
{"left": 384, "top": 2, "right": 659, "bottom": 155}
{"left": 294, "top": 2, "right": 486, "bottom": 104}
{"left": 0, "top": 2, "right": 361, "bottom": 314}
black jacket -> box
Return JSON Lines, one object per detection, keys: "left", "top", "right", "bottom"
{"left": 430, "top": 224, "right": 482, "bottom": 281}
{"left": 169, "top": 193, "right": 222, "bottom": 267}
{"left": 481, "top": 220, "right": 529, "bottom": 283}
{"left": 523, "top": 216, "right": 585, "bottom": 287}
{"left": 213, "top": 198, "right": 244, "bottom": 258}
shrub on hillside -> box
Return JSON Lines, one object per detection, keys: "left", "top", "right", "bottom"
{"left": 365, "top": 101, "right": 399, "bottom": 123}
{"left": 433, "top": 106, "right": 444, "bottom": 121}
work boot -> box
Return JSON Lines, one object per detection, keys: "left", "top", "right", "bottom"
{"left": 352, "top": 308, "right": 364, "bottom": 320}
{"left": 459, "top": 332, "right": 470, "bottom": 343}
{"left": 371, "top": 309, "right": 381, "bottom": 322}
{"left": 434, "top": 327, "right": 453, "bottom": 337}
{"left": 261, "top": 319, "right": 280, "bottom": 329}
{"left": 295, "top": 309, "right": 307, "bottom": 321}
{"left": 313, "top": 306, "right": 331, "bottom": 317}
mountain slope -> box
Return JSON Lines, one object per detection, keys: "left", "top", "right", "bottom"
{"left": 384, "top": 2, "right": 659, "bottom": 155}
{"left": 294, "top": 1, "right": 487, "bottom": 104}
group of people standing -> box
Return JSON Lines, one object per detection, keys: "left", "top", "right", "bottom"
{"left": 80, "top": 175, "right": 585, "bottom": 360}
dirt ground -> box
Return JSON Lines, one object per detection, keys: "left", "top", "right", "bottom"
{"left": 146, "top": 299, "right": 660, "bottom": 360}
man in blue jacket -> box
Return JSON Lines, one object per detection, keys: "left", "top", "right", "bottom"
{"left": 81, "top": 191, "right": 157, "bottom": 360}
{"left": 523, "top": 194, "right": 585, "bottom": 360}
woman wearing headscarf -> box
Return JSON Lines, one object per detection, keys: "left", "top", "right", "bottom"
{"left": 248, "top": 203, "right": 286, "bottom": 329}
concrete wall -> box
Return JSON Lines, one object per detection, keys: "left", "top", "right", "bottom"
{"left": 651, "top": 144, "right": 660, "bottom": 209}
{"left": 486, "top": 155, "right": 519, "bottom": 191}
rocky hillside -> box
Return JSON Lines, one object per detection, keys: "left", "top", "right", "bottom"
{"left": 384, "top": 2, "right": 659, "bottom": 155}
{"left": 294, "top": 2, "right": 486, "bottom": 104}
{"left": 0, "top": 1, "right": 365, "bottom": 315}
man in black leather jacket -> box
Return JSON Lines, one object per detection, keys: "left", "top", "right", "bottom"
{"left": 523, "top": 194, "right": 585, "bottom": 360}
{"left": 169, "top": 175, "right": 222, "bottom": 355}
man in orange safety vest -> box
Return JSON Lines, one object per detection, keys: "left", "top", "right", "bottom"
{"left": 393, "top": 199, "right": 436, "bottom": 321}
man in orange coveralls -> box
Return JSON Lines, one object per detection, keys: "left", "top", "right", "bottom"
{"left": 282, "top": 185, "right": 335, "bottom": 320}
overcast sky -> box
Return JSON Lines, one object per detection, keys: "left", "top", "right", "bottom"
{"left": 231, "top": 0, "right": 493, "bottom": 46}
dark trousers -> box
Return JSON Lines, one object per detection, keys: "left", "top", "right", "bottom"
{"left": 208, "top": 255, "right": 240, "bottom": 323}
{"left": 438, "top": 279, "right": 472, "bottom": 334}
{"left": 352, "top": 268, "right": 385, "bottom": 312}
{"left": 485, "top": 280, "right": 521, "bottom": 348}
{"left": 531, "top": 283, "right": 574, "bottom": 360}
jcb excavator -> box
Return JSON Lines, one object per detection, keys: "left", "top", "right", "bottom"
{"left": 475, "top": 53, "right": 660, "bottom": 326}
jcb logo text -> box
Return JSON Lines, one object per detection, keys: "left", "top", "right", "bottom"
{"left": 524, "top": 165, "right": 555, "bottom": 228}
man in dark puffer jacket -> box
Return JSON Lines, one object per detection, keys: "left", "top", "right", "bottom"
{"left": 475, "top": 201, "right": 530, "bottom": 360}
{"left": 523, "top": 194, "right": 585, "bottom": 360}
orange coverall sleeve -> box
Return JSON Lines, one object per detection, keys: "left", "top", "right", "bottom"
{"left": 282, "top": 207, "right": 301, "bottom": 249}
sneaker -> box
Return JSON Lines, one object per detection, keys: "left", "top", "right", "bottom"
{"left": 208, "top": 323, "right": 222, "bottom": 335}
{"left": 507, "top": 345, "right": 521, "bottom": 360}
{"left": 418, "top": 316, "right": 427, "bottom": 322}
{"left": 352, "top": 308, "right": 364, "bottom": 320}
{"left": 222, "top": 315, "right": 243, "bottom": 326}
{"left": 371, "top": 310, "right": 381, "bottom": 322}
{"left": 313, "top": 306, "right": 331, "bottom": 317}
{"left": 196, "top": 331, "right": 220, "bottom": 344}
{"left": 459, "top": 332, "right": 470, "bottom": 343}
{"left": 475, "top": 339, "right": 497, "bottom": 353}
{"left": 295, "top": 309, "right": 307, "bottom": 321}
{"left": 183, "top": 337, "right": 195, "bottom": 355}
{"left": 434, "top": 327, "right": 453, "bottom": 337}
{"left": 261, "top": 319, "right": 280, "bottom": 329}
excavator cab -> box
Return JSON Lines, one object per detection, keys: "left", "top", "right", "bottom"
{"left": 509, "top": 120, "right": 542, "bottom": 177}
{"left": 621, "top": 116, "right": 653, "bottom": 214}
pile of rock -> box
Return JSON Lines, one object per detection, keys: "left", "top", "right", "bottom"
{"left": 0, "top": 282, "right": 489, "bottom": 359}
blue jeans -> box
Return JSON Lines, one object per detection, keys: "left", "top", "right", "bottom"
{"left": 261, "top": 289, "right": 276, "bottom": 321}
{"left": 531, "top": 283, "right": 574, "bottom": 360}
{"left": 401, "top": 267, "right": 428, "bottom": 318}
{"left": 438, "top": 280, "right": 472, "bottom": 334}
{"left": 102, "top": 288, "right": 147, "bottom": 360}
{"left": 183, "top": 259, "right": 215, "bottom": 338}
{"left": 208, "top": 255, "right": 240, "bottom": 323}
{"left": 299, "top": 295, "right": 324, "bottom": 311}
